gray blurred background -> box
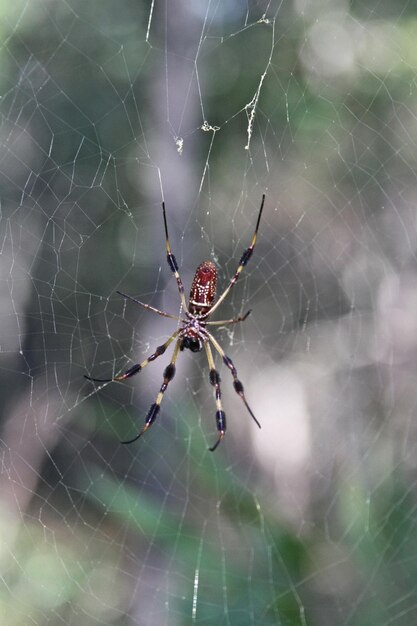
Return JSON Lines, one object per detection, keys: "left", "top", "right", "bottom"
{"left": 1, "top": 1, "right": 417, "bottom": 624}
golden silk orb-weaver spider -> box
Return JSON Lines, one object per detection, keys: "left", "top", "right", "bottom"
{"left": 85, "top": 194, "right": 265, "bottom": 451}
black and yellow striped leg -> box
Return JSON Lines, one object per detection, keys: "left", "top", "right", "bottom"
{"left": 204, "top": 341, "right": 226, "bottom": 452}
{"left": 207, "top": 331, "right": 261, "bottom": 430}
{"left": 84, "top": 331, "right": 179, "bottom": 383}
{"left": 116, "top": 290, "right": 181, "bottom": 321}
{"left": 206, "top": 310, "right": 251, "bottom": 326}
{"left": 204, "top": 194, "right": 265, "bottom": 318}
{"left": 162, "top": 202, "right": 188, "bottom": 311}
{"left": 121, "top": 339, "right": 181, "bottom": 445}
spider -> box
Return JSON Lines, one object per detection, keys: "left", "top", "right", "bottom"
{"left": 85, "top": 194, "right": 265, "bottom": 451}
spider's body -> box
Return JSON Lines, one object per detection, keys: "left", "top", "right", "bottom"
{"left": 85, "top": 195, "right": 265, "bottom": 451}
{"left": 179, "top": 260, "right": 217, "bottom": 353}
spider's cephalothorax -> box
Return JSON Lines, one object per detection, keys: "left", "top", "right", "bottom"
{"left": 85, "top": 195, "right": 266, "bottom": 451}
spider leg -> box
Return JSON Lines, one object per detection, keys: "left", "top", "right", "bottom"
{"left": 121, "top": 339, "right": 181, "bottom": 444}
{"left": 162, "top": 202, "right": 188, "bottom": 311}
{"left": 204, "top": 194, "right": 265, "bottom": 318}
{"left": 206, "top": 310, "right": 251, "bottom": 326}
{"left": 204, "top": 340, "right": 226, "bottom": 452}
{"left": 116, "top": 291, "right": 181, "bottom": 321}
{"left": 84, "top": 331, "right": 179, "bottom": 383}
{"left": 206, "top": 330, "right": 261, "bottom": 429}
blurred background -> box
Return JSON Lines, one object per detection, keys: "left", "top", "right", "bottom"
{"left": 1, "top": 0, "right": 417, "bottom": 624}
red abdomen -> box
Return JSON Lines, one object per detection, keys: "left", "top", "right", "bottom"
{"left": 189, "top": 261, "right": 217, "bottom": 314}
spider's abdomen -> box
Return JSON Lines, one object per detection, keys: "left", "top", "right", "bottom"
{"left": 189, "top": 261, "right": 217, "bottom": 315}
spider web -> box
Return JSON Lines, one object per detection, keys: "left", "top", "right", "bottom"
{"left": 1, "top": 0, "right": 417, "bottom": 624}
